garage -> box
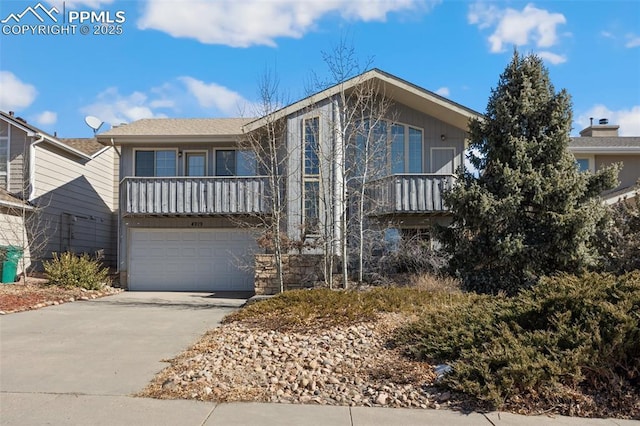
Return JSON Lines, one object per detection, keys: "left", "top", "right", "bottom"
{"left": 128, "top": 228, "right": 257, "bottom": 292}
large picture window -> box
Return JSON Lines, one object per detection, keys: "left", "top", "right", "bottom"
{"left": 134, "top": 150, "right": 177, "bottom": 177}
{"left": 391, "top": 124, "right": 423, "bottom": 173}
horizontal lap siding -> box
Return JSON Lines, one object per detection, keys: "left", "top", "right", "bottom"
{"left": 33, "top": 145, "right": 116, "bottom": 265}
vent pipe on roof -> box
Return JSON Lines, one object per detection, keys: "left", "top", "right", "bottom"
{"left": 589, "top": 117, "right": 593, "bottom": 126}
{"left": 599, "top": 118, "right": 609, "bottom": 125}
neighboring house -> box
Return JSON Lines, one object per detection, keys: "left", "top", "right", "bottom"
{"left": 97, "top": 69, "right": 480, "bottom": 292}
{"left": 0, "top": 111, "right": 117, "bottom": 275}
{"left": 570, "top": 119, "right": 640, "bottom": 204}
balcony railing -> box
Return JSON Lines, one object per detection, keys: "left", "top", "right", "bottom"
{"left": 366, "top": 174, "right": 455, "bottom": 215}
{"left": 121, "top": 176, "right": 269, "bottom": 216}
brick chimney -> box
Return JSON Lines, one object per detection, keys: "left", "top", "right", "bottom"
{"left": 579, "top": 117, "right": 619, "bottom": 137}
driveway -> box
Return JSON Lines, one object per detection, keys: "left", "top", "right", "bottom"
{"left": 0, "top": 292, "right": 248, "bottom": 423}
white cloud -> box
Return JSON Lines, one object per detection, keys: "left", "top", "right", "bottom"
{"left": 0, "top": 71, "right": 37, "bottom": 111}
{"left": 469, "top": 3, "right": 566, "bottom": 55}
{"left": 179, "top": 77, "right": 254, "bottom": 116}
{"left": 576, "top": 105, "right": 640, "bottom": 136}
{"left": 138, "top": 0, "right": 436, "bottom": 47}
{"left": 34, "top": 111, "right": 57, "bottom": 126}
{"left": 467, "top": 2, "right": 500, "bottom": 29}
{"left": 625, "top": 34, "right": 640, "bottom": 48}
{"left": 537, "top": 51, "right": 567, "bottom": 65}
{"left": 81, "top": 87, "right": 168, "bottom": 126}
{"left": 435, "top": 87, "right": 450, "bottom": 97}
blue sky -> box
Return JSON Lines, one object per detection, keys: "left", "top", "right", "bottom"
{"left": 1, "top": 0, "right": 639, "bottom": 138}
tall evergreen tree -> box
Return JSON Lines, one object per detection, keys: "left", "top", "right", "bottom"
{"left": 439, "top": 52, "right": 618, "bottom": 295}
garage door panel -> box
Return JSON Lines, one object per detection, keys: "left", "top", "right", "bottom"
{"left": 129, "top": 228, "right": 256, "bottom": 292}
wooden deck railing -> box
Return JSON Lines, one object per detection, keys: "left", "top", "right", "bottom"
{"left": 366, "top": 174, "right": 455, "bottom": 215}
{"left": 120, "top": 177, "right": 269, "bottom": 216}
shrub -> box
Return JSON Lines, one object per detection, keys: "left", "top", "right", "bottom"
{"left": 597, "top": 192, "right": 640, "bottom": 274}
{"left": 393, "top": 272, "right": 640, "bottom": 417}
{"left": 43, "top": 252, "right": 110, "bottom": 290}
{"left": 379, "top": 235, "right": 449, "bottom": 276}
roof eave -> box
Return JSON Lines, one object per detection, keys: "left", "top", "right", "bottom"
{"left": 96, "top": 134, "right": 243, "bottom": 145}
{"left": 568, "top": 147, "right": 640, "bottom": 154}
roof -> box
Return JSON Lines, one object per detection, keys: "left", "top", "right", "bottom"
{"left": 244, "top": 68, "right": 482, "bottom": 132}
{"left": 0, "top": 188, "right": 32, "bottom": 210}
{"left": 570, "top": 137, "right": 640, "bottom": 148}
{"left": 98, "top": 118, "right": 254, "bottom": 138}
{"left": 0, "top": 111, "right": 94, "bottom": 160}
{"left": 58, "top": 138, "right": 106, "bottom": 156}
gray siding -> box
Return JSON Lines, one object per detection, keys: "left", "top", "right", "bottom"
{"left": 33, "top": 143, "right": 116, "bottom": 265}
{"left": 392, "top": 102, "right": 467, "bottom": 173}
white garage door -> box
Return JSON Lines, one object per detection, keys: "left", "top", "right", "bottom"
{"left": 128, "top": 228, "right": 257, "bottom": 292}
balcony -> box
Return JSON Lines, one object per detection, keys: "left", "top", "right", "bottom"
{"left": 121, "top": 176, "right": 269, "bottom": 216}
{"left": 366, "top": 174, "right": 455, "bottom": 215}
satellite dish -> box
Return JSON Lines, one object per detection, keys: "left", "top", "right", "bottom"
{"left": 84, "top": 115, "right": 104, "bottom": 134}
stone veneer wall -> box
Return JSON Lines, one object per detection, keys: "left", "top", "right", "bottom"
{"left": 254, "top": 254, "right": 329, "bottom": 295}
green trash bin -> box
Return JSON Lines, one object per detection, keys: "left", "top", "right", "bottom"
{"left": 1, "top": 246, "right": 23, "bottom": 284}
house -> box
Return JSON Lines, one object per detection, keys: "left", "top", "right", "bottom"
{"left": 0, "top": 111, "right": 117, "bottom": 276}
{"left": 570, "top": 119, "right": 640, "bottom": 204}
{"left": 97, "top": 69, "right": 481, "bottom": 292}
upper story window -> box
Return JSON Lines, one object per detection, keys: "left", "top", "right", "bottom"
{"left": 135, "top": 150, "right": 176, "bottom": 177}
{"left": 215, "top": 150, "right": 256, "bottom": 176}
{"left": 391, "top": 124, "right": 423, "bottom": 174}
{"left": 0, "top": 121, "right": 9, "bottom": 189}
{"left": 354, "top": 120, "right": 387, "bottom": 178}
{"left": 303, "top": 117, "right": 320, "bottom": 233}
{"left": 576, "top": 158, "right": 590, "bottom": 172}
{"left": 304, "top": 117, "right": 320, "bottom": 175}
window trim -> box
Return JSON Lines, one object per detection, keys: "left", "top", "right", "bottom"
{"left": 132, "top": 148, "right": 178, "bottom": 177}
{"left": 183, "top": 150, "right": 208, "bottom": 177}
{"left": 430, "top": 147, "right": 457, "bottom": 174}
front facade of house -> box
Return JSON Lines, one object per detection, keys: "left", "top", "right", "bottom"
{"left": 0, "top": 111, "right": 117, "bottom": 274}
{"left": 98, "top": 69, "right": 480, "bottom": 292}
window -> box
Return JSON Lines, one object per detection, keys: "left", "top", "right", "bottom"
{"left": 391, "top": 124, "right": 423, "bottom": 173}
{"left": 303, "top": 117, "right": 320, "bottom": 233}
{"left": 185, "top": 152, "right": 206, "bottom": 176}
{"left": 576, "top": 158, "right": 590, "bottom": 172}
{"left": 215, "top": 150, "right": 256, "bottom": 176}
{"left": 134, "top": 150, "right": 177, "bottom": 177}
{"left": 304, "top": 117, "right": 320, "bottom": 175}
{"left": 0, "top": 121, "right": 8, "bottom": 188}
{"left": 354, "top": 120, "right": 387, "bottom": 178}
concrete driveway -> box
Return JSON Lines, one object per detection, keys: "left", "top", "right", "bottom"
{"left": 0, "top": 291, "right": 248, "bottom": 424}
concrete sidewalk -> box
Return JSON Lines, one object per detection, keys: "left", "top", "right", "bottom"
{"left": 1, "top": 396, "right": 637, "bottom": 425}
{"left": 1, "top": 292, "right": 637, "bottom": 425}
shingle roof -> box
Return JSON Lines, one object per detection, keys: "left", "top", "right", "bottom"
{"left": 570, "top": 137, "right": 640, "bottom": 148}
{"left": 0, "top": 111, "right": 93, "bottom": 159}
{"left": 58, "top": 138, "right": 105, "bottom": 156}
{"left": 98, "top": 118, "right": 255, "bottom": 137}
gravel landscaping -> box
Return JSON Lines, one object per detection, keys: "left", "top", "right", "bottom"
{"left": 140, "top": 313, "right": 463, "bottom": 410}
{"left": 0, "top": 278, "right": 122, "bottom": 314}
